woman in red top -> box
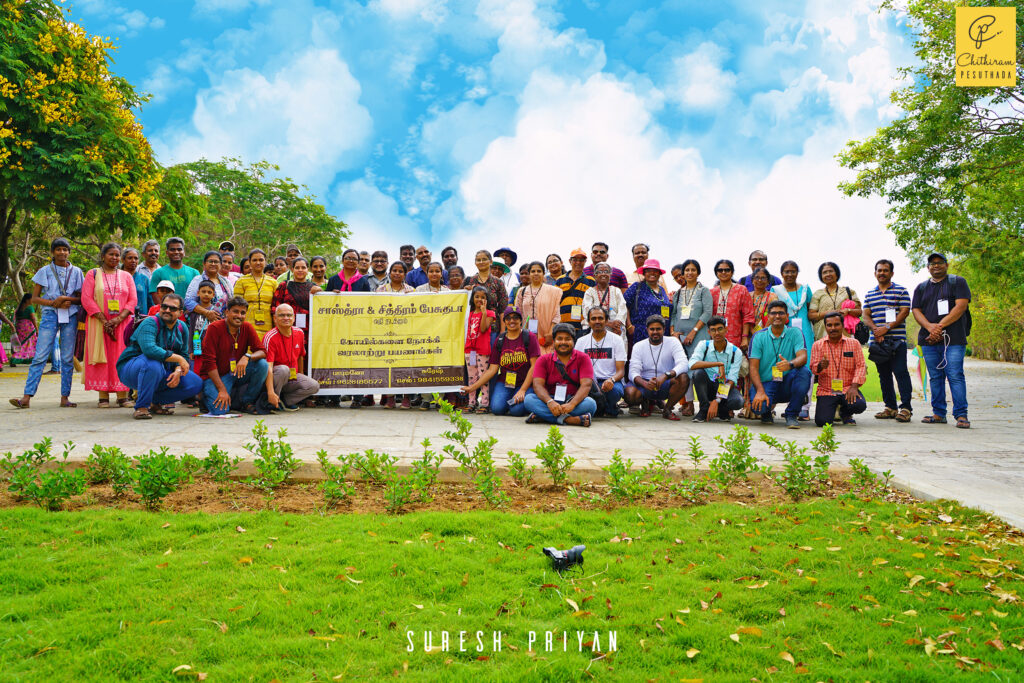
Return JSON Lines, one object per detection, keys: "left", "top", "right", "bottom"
{"left": 272, "top": 257, "right": 320, "bottom": 380}
{"left": 464, "top": 287, "right": 495, "bottom": 413}
{"left": 710, "top": 259, "right": 754, "bottom": 352}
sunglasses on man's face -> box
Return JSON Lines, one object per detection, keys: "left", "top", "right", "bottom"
{"left": 160, "top": 304, "right": 181, "bottom": 312}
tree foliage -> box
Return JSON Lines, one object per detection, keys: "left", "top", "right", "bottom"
{"left": 173, "top": 158, "right": 349, "bottom": 265}
{"left": 837, "top": 0, "right": 1024, "bottom": 294}
{"left": 0, "top": 0, "right": 174, "bottom": 286}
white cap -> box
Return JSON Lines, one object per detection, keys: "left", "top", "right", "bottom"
{"left": 156, "top": 280, "right": 175, "bottom": 291}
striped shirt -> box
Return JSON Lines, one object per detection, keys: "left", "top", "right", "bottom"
{"left": 556, "top": 273, "right": 596, "bottom": 329}
{"left": 863, "top": 282, "right": 910, "bottom": 342}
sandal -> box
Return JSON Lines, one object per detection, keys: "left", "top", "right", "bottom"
{"left": 661, "top": 409, "right": 680, "bottom": 421}
{"left": 579, "top": 413, "right": 591, "bottom": 428}
{"left": 956, "top": 416, "right": 971, "bottom": 429}
{"left": 60, "top": 400, "right": 77, "bottom": 408}
{"left": 680, "top": 402, "right": 694, "bottom": 417}
{"left": 874, "top": 407, "right": 897, "bottom": 419}
{"left": 133, "top": 409, "right": 152, "bottom": 420}
{"left": 921, "top": 415, "right": 947, "bottom": 424}
{"left": 525, "top": 413, "right": 542, "bottom": 424}
{"left": 150, "top": 405, "right": 175, "bottom": 416}
{"left": 97, "top": 399, "right": 111, "bottom": 408}
{"left": 9, "top": 397, "right": 29, "bottom": 409}
{"left": 116, "top": 398, "right": 134, "bottom": 408}
{"left": 638, "top": 400, "right": 651, "bottom": 418}
{"left": 895, "top": 408, "right": 912, "bottom": 423}
{"left": 475, "top": 405, "right": 488, "bottom": 414}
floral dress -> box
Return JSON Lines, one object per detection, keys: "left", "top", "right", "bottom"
{"left": 624, "top": 282, "right": 671, "bottom": 344}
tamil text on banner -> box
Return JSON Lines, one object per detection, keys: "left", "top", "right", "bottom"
{"left": 308, "top": 291, "right": 469, "bottom": 394}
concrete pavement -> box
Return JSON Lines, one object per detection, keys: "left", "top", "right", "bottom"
{"left": 2, "top": 357, "right": 1022, "bottom": 527}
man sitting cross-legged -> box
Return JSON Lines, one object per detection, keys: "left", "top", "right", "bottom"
{"left": 198, "top": 296, "right": 269, "bottom": 415}
{"left": 624, "top": 315, "right": 689, "bottom": 420}
{"left": 263, "top": 304, "right": 320, "bottom": 412}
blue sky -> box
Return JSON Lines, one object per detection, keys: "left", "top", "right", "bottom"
{"left": 72, "top": 0, "right": 922, "bottom": 292}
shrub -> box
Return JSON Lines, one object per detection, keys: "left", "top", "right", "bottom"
{"left": 707, "top": 425, "right": 758, "bottom": 491}
{"left": 685, "top": 436, "right": 706, "bottom": 472}
{"left": 131, "top": 447, "right": 190, "bottom": 510}
{"left": 436, "top": 395, "right": 508, "bottom": 507}
{"left": 507, "top": 450, "right": 536, "bottom": 488}
{"left": 2, "top": 440, "right": 85, "bottom": 511}
{"left": 316, "top": 449, "right": 355, "bottom": 507}
{"left": 531, "top": 426, "right": 575, "bottom": 487}
{"left": 342, "top": 449, "right": 397, "bottom": 484}
{"left": 759, "top": 434, "right": 814, "bottom": 500}
{"left": 245, "top": 420, "right": 301, "bottom": 492}
{"left": 848, "top": 458, "right": 894, "bottom": 497}
{"left": 672, "top": 476, "right": 710, "bottom": 504}
{"left": 641, "top": 448, "right": 677, "bottom": 487}
{"left": 604, "top": 449, "right": 655, "bottom": 502}
{"left": 202, "top": 445, "right": 241, "bottom": 482}
{"left": 410, "top": 439, "right": 444, "bottom": 503}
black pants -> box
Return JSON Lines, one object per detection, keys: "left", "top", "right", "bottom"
{"left": 814, "top": 391, "right": 866, "bottom": 426}
{"left": 873, "top": 340, "right": 912, "bottom": 411}
{"left": 692, "top": 369, "right": 743, "bottom": 414}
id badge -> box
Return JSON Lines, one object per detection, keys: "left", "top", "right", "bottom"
{"left": 295, "top": 313, "right": 307, "bottom": 328}
{"left": 505, "top": 371, "right": 517, "bottom": 388}
{"left": 57, "top": 307, "right": 70, "bottom": 324}
{"left": 289, "top": 367, "right": 297, "bottom": 381}
{"left": 528, "top": 318, "right": 539, "bottom": 334}
{"left": 771, "top": 366, "right": 783, "bottom": 382}
{"left": 469, "top": 350, "right": 477, "bottom": 366}
{"left": 716, "top": 381, "right": 730, "bottom": 399}
{"left": 937, "top": 299, "right": 949, "bottom": 315}
{"left": 229, "top": 360, "right": 237, "bottom": 372}
{"left": 553, "top": 384, "right": 568, "bottom": 402}
{"left": 791, "top": 317, "right": 803, "bottom": 329}
{"left": 679, "top": 305, "right": 692, "bottom": 319}
{"left": 570, "top": 305, "right": 583, "bottom": 321}
{"left": 884, "top": 307, "right": 897, "bottom": 323}
{"left": 108, "top": 299, "right": 120, "bottom": 313}
{"left": 255, "top": 318, "right": 266, "bottom": 327}
{"left": 660, "top": 305, "right": 670, "bottom": 318}
{"left": 831, "top": 378, "right": 843, "bottom": 393}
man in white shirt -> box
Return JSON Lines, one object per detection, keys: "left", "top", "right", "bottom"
{"left": 625, "top": 315, "right": 689, "bottom": 420}
{"left": 575, "top": 306, "right": 626, "bottom": 417}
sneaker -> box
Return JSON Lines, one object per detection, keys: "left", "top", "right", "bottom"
{"left": 692, "top": 411, "right": 708, "bottom": 423}
{"left": 410, "top": 396, "right": 422, "bottom": 407}
{"left": 760, "top": 413, "right": 774, "bottom": 425}
{"left": 362, "top": 395, "right": 375, "bottom": 407}
{"left": 400, "top": 397, "right": 411, "bottom": 409}
{"left": 385, "top": 396, "right": 396, "bottom": 409}
{"left": 842, "top": 416, "right": 857, "bottom": 425}
{"left": 281, "top": 403, "right": 299, "bottom": 412}
{"left": 719, "top": 410, "right": 733, "bottom": 422}
{"left": 785, "top": 416, "right": 800, "bottom": 429}
{"left": 419, "top": 400, "right": 430, "bottom": 411}
{"left": 350, "top": 398, "right": 362, "bottom": 409}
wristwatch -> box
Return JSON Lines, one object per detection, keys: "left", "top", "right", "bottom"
{"left": 666, "top": 370, "right": 676, "bottom": 378}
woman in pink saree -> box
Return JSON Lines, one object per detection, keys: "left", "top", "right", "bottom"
{"left": 81, "top": 242, "right": 137, "bottom": 407}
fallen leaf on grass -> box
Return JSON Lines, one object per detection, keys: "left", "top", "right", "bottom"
{"left": 235, "top": 526, "right": 246, "bottom": 533}
{"left": 986, "top": 639, "right": 1005, "bottom": 651}
{"left": 780, "top": 652, "right": 795, "bottom": 665}
{"left": 461, "top": 573, "right": 468, "bottom": 587}
{"left": 822, "top": 641, "right": 843, "bottom": 657}
{"left": 737, "top": 627, "right": 762, "bottom": 637}
{"left": 903, "top": 610, "right": 918, "bottom": 616}
{"left": 237, "top": 557, "right": 253, "bottom": 566}
{"left": 826, "top": 547, "right": 841, "bottom": 552}
{"left": 215, "top": 621, "right": 228, "bottom": 634}
{"left": 278, "top": 584, "right": 288, "bottom": 594}
{"left": 908, "top": 575, "right": 925, "bottom": 588}
{"left": 161, "top": 523, "right": 171, "bottom": 529}
{"left": 413, "top": 604, "right": 424, "bottom": 610}
{"left": 686, "top": 648, "right": 699, "bottom": 659}
{"left": 228, "top": 605, "right": 243, "bottom": 612}
{"left": 746, "top": 581, "right": 769, "bottom": 589}
{"left": 729, "top": 633, "right": 740, "bottom": 643}
{"left": 156, "top": 563, "right": 168, "bottom": 569}
{"left": 566, "top": 599, "right": 579, "bottom": 612}
{"left": 938, "top": 514, "right": 953, "bottom": 523}
{"left": 872, "top": 558, "right": 888, "bottom": 566}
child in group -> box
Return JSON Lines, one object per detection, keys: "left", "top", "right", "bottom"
{"left": 464, "top": 287, "right": 494, "bottom": 413}
{"left": 183, "top": 280, "right": 217, "bottom": 408}
{"left": 147, "top": 281, "right": 186, "bottom": 320}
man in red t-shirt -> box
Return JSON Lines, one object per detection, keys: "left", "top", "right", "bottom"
{"left": 199, "top": 296, "right": 268, "bottom": 415}
{"left": 263, "top": 303, "right": 320, "bottom": 411}
{"left": 523, "top": 323, "right": 597, "bottom": 427}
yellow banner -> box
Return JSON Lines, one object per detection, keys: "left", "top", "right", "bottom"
{"left": 308, "top": 291, "right": 469, "bottom": 394}
{"left": 956, "top": 7, "right": 1017, "bottom": 87}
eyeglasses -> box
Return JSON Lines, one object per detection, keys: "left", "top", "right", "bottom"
{"left": 160, "top": 304, "right": 181, "bottom": 312}
{"left": 927, "top": 261, "right": 945, "bottom": 266}
{"left": 715, "top": 268, "right": 733, "bottom": 273}
{"left": 768, "top": 310, "right": 788, "bottom": 316}
{"left": 592, "top": 249, "right": 607, "bottom": 254}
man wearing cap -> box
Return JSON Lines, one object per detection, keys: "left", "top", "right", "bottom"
{"left": 556, "top": 248, "right": 596, "bottom": 335}
{"left": 494, "top": 247, "right": 519, "bottom": 292}
{"left": 149, "top": 237, "right": 199, "bottom": 307}
{"left": 625, "top": 315, "right": 689, "bottom": 419}
{"left": 912, "top": 252, "right": 972, "bottom": 429}
{"left": 219, "top": 241, "right": 241, "bottom": 273}
{"left": 583, "top": 242, "right": 628, "bottom": 290}
{"left": 575, "top": 306, "right": 626, "bottom": 416}
{"left": 523, "top": 323, "right": 597, "bottom": 427}
{"left": 407, "top": 245, "right": 449, "bottom": 288}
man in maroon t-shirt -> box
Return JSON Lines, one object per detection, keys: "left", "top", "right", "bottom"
{"left": 523, "top": 323, "right": 597, "bottom": 427}
{"left": 199, "top": 296, "right": 268, "bottom": 414}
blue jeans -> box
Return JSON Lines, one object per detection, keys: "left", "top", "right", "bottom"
{"left": 921, "top": 343, "right": 967, "bottom": 418}
{"left": 202, "top": 358, "right": 269, "bottom": 414}
{"left": 523, "top": 393, "right": 597, "bottom": 424}
{"left": 118, "top": 355, "right": 203, "bottom": 408}
{"left": 490, "top": 383, "right": 530, "bottom": 417}
{"left": 873, "top": 340, "right": 913, "bottom": 411}
{"left": 24, "top": 309, "right": 76, "bottom": 397}
{"left": 749, "top": 366, "right": 812, "bottom": 419}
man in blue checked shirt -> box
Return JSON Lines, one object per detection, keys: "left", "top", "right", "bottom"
{"left": 687, "top": 316, "right": 745, "bottom": 422}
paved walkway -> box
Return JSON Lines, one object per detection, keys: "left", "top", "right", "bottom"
{"left": 2, "top": 358, "right": 1022, "bottom": 527}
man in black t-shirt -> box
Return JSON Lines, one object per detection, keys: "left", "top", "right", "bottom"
{"left": 911, "top": 253, "right": 971, "bottom": 428}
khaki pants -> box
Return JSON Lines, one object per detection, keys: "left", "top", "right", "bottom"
{"left": 271, "top": 365, "right": 320, "bottom": 407}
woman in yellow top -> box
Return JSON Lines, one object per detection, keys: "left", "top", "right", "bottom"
{"left": 232, "top": 248, "right": 275, "bottom": 338}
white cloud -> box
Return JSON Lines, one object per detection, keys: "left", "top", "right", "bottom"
{"left": 142, "top": 64, "right": 188, "bottom": 104}
{"left": 664, "top": 41, "right": 738, "bottom": 110}
{"left": 193, "top": 0, "right": 272, "bottom": 15}
{"left": 74, "top": 0, "right": 164, "bottom": 37}
{"left": 370, "top": 0, "right": 449, "bottom": 25}
{"left": 153, "top": 49, "right": 373, "bottom": 193}
{"left": 334, "top": 178, "right": 423, "bottom": 253}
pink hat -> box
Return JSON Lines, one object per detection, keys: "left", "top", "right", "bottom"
{"left": 639, "top": 258, "right": 665, "bottom": 275}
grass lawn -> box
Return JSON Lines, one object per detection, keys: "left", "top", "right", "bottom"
{"left": 1, "top": 500, "right": 1022, "bottom": 681}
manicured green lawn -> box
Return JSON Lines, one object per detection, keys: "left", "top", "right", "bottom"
{"left": 1, "top": 500, "right": 1021, "bottom": 681}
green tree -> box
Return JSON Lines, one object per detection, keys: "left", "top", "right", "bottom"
{"left": 0, "top": 0, "right": 179, "bottom": 288}
{"left": 174, "top": 158, "right": 349, "bottom": 264}
{"left": 837, "top": 0, "right": 1024, "bottom": 292}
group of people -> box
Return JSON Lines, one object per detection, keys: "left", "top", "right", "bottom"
{"left": 7, "top": 238, "right": 972, "bottom": 430}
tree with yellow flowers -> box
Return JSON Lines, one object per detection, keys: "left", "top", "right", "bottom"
{"left": 0, "top": 0, "right": 182, "bottom": 287}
